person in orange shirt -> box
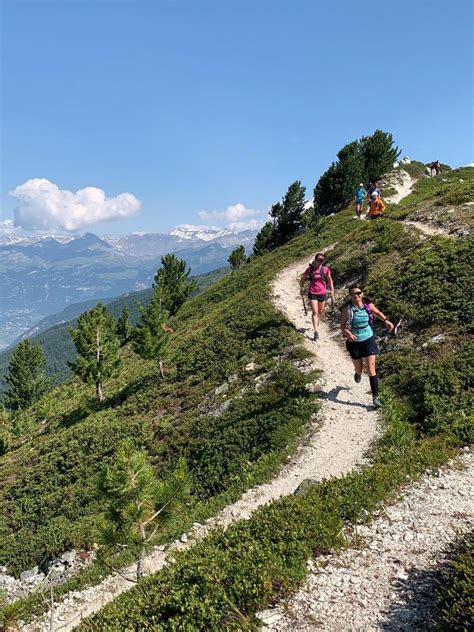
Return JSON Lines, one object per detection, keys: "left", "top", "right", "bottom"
{"left": 367, "top": 192, "right": 386, "bottom": 219}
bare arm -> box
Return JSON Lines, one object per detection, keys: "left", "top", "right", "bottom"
{"left": 327, "top": 271, "right": 335, "bottom": 295}
{"left": 369, "top": 303, "right": 394, "bottom": 332}
{"left": 300, "top": 272, "right": 309, "bottom": 293}
{"left": 340, "top": 308, "right": 356, "bottom": 341}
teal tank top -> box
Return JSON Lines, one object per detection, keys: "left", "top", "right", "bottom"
{"left": 351, "top": 305, "right": 373, "bottom": 341}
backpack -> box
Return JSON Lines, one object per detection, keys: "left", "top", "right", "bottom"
{"left": 309, "top": 261, "right": 328, "bottom": 285}
{"left": 343, "top": 301, "right": 374, "bottom": 328}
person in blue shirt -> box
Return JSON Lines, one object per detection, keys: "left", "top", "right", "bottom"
{"left": 367, "top": 182, "right": 380, "bottom": 199}
{"left": 340, "top": 284, "right": 393, "bottom": 408}
{"left": 354, "top": 183, "right": 367, "bottom": 219}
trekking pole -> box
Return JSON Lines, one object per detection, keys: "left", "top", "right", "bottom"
{"left": 301, "top": 293, "right": 308, "bottom": 316}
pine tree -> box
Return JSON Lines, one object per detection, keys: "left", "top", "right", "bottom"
{"left": 69, "top": 304, "right": 121, "bottom": 402}
{"left": 4, "top": 340, "right": 50, "bottom": 411}
{"left": 154, "top": 254, "right": 198, "bottom": 316}
{"left": 117, "top": 305, "right": 132, "bottom": 345}
{"left": 133, "top": 290, "right": 171, "bottom": 378}
{"left": 253, "top": 221, "right": 275, "bottom": 256}
{"left": 97, "top": 440, "right": 190, "bottom": 580}
{"left": 361, "top": 129, "right": 400, "bottom": 183}
{"left": 313, "top": 130, "right": 400, "bottom": 214}
{"left": 314, "top": 141, "right": 364, "bottom": 214}
{"left": 276, "top": 180, "right": 306, "bottom": 244}
{"left": 228, "top": 245, "right": 246, "bottom": 270}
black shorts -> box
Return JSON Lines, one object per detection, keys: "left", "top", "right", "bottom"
{"left": 345, "top": 335, "right": 379, "bottom": 360}
{"left": 308, "top": 292, "right": 327, "bottom": 302}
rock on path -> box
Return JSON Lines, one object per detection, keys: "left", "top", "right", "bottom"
{"left": 273, "top": 451, "right": 473, "bottom": 631}
{"left": 24, "top": 257, "right": 380, "bottom": 631}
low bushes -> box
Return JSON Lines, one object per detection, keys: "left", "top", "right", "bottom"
{"left": 80, "top": 397, "right": 454, "bottom": 630}
{"left": 436, "top": 530, "right": 474, "bottom": 631}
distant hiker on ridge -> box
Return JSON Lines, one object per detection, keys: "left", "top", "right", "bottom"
{"left": 340, "top": 284, "right": 394, "bottom": 408}
{"left": 367, "top": 181, "right": 380, "bottom": 199}
{"left": 367, "top": 192, "right": 386, "bottom": 220}
{"left": 354, "top": 183, "right": 367, "bottom": 220}
{"left": 300, "top": 252, "right": 335, "bottom": 342}
{"left": 430, "top": 160, "right": 441, "bottom": 176}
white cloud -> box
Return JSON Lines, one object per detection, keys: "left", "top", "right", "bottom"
{"left": 197, "top": 202, "right": 267, "bottom": 231}
{"left": 228, "top": 219, "right": 265, "bottom": 231}
{"left": 9, "top": 178, "right": 140, "bottom": 231}
{"left": 198, "top": 202, "right": 262, "bottom": 223}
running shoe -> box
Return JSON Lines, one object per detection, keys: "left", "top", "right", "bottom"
{"left": 372, "top": 396, "right": 382, "bottom": 409}
{"left": 313, "top": 331, "right": 319, "bottom": 341}
{"left": 354, "top": 373, "right": 362, "bottom": 383}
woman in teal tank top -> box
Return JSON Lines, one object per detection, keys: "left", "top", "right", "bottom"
{"left": 340, "top": 284, "right": 394, "bottom": 408}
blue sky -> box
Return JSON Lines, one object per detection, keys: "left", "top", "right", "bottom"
{"left": 1, "top": 0, "right": 472, "bottom": 236}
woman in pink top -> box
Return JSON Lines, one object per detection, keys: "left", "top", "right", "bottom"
{"left": 300, "top": 252, "right": 335, "bottom": 341}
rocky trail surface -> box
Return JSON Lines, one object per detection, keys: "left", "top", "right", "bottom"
{"left": 271, "top": 451, "right": 473, "bottom": 631}
{"left": 384, "top": 170, "right": 416, "bottom": 204}
{"left": 24, "top": 257, "right": 380, "bottom": 631}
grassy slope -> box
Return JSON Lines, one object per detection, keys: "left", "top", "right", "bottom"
{"left": 79, "top": 168, "right": 473, "bottom": 629}
{"left": 0, "top": 209, "right": 355, "bottom": 581}
{"left": 2, "top": 168, "right": 472, "bottom": 626}
{"left": 0, "top": 267, "right": 229, "bottom": 395}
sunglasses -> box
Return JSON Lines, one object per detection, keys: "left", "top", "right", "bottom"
{"left": 351, "top": 291, "right": 363, "bottom": 296}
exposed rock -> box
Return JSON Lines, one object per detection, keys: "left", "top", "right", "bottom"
{"left": 20, "top": 567, "right": 39, "bottom": 582}
{"left": 245, "top": 362, "right": 257, "bottom": 372}
{"left": 180, "top": 533, "right": 188, "bottom": 543}
{"left": 214, "top": 382, "right": 229, "bottom": 396}
{"left": 293, "top": 479, "right": 317, "bottom": 497}
{"left": 256, "top": 608, "right": 284, "bottom": 625}
{"left": 61, "top": 550, "right": 77, "bottom": 565}
{"left": 422, "top": 333, "right": 445, "bottom": 348}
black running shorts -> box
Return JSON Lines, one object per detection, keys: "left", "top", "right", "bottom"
{"left": 308, "top": 292, "right": 327, "bottom": 302}
{"left": 345, "top": 335, "right": 379, "bottom": 359}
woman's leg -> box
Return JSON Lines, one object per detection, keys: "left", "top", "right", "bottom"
{"left": 366, "top": 354, "right": 379, "bottom": 399}
{"left": 352, "top": 358, "right": 363, "bottom": 377}
{"left": 309, "top": 299, "right": 319, "bottom": 332}
{"left": 318, "top": 299, "right": 327, "bottom": 318}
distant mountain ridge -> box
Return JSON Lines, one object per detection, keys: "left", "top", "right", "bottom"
{"left": 0, "top": 226, "right": 257, "bottom": 349}
{"left": 0, "top": 266, "right": 229, "bottom": 394}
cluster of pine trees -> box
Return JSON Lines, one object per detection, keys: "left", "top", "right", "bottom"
{"left": 2, "top": 254, "right": 197, "bottom": 412}
{"left": 252, "top": 129, "right": 400, "bottom": 256}
{"left": 2, "top": 129, "right": 399, "bottom": 413}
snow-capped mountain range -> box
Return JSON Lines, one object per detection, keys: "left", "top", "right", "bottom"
{"left": 0, "top": 224, "right": 258, "bottom": 350}
{"left": 0, "top": 220, "right": 255, "bottom": 250}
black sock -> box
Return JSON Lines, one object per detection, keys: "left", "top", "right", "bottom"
{"left": 369, "top": 375, "right": 379, "bottom": 397}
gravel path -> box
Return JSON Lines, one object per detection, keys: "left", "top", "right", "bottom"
{"left": 385, "top": 170, "right": 415, "bottom": 204}
{"left": 271, "top": 451, "right": 473, "bottom": 631}
{"left": 23, "top": 257, "right": 380, "bottom": 631}
{"left": 404, "top": 220, "right": 451, "bottom": 237}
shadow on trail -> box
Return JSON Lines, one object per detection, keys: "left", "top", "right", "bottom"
{"left": 379, "top": 566, "right": 440, "bottom": 631}
{"left": 319, "top": 385, "right": 372, "bottom": 411}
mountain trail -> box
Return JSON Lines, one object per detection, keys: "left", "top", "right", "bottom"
{"left": 272, "top": 450, "right": 473, "bottom": 631}
{"left": 24, "top": 256, "right": 380, "bottom": 631}
{"left": 384, "top": 170, "right": 415, "bottom": 204}
{"left": 404, "top": 220, "right": 452, "bottom": 238}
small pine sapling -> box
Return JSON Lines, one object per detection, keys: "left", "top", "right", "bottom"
{"left": 97, "top": 440, "right": 190, "bottom": 580}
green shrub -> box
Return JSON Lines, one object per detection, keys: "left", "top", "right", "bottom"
{"left": 80, "top": 406, "right": 453, "bottom": 630}
{"left": 436, "top": 530, "right": 474, "bottom": 631}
